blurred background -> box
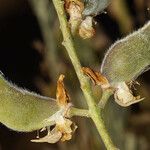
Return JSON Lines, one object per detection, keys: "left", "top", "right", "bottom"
{"left": 0, "top": 0, "right": 149, "bottom": 149}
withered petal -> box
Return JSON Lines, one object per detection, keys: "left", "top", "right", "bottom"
{"left": 31, "top": 129, "right": 62, "bottom": 144}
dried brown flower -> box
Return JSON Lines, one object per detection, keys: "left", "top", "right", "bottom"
{"left": 79, "top": 17, "right": 95, "bottom": 39}
{"left": 31, "top": 74, "right": 77, "bottom": 143}
{"left": 82, "top": 67, "right": 110, "bottom": 88}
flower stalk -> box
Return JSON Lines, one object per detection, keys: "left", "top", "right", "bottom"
{"left": 52, "top": 0, "right": 117, "bottom": 149}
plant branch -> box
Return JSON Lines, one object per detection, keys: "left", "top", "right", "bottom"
{"left": 99, "top": 89, "right": 113, "bottom": 108}
{"left": 52, "top": 0, "right": 117, "bottom": 149}
{"left": 68, "top": 107, "right": 90, "bottom": 118}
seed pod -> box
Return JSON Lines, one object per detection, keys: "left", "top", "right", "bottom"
{"left": 101, "top": 21, "right": 150, "bottom": 85}
{"left": 0, "top": 73, "right": 60, "bottom": 132}
{"left": 101, "top": 21, "right": 150, "bottom": 106}
{"left": 82, "top": 0, "right": 110, "bottom": 16}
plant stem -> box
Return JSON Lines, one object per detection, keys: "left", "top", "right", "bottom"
{"left": 52, "top": 0, "right": 117, "bottom": 149}
{"left": 68, "top": 107, "right": 90, "bottom": 118}
{"left": 99, "top": 89, "right": 113, "bottom": 108}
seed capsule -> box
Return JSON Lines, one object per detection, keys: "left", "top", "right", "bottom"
{"left": 0, "top": 73, "right": 60, "bottom": 132}
{"left": 101, "top": 21, "right": 150, "bottom": 85}
{"left": 101, "top": 21, "right": 150, "bottom": 106}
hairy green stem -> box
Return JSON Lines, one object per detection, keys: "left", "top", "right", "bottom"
{"left": 99, "top": 89, "right": 113, "bottom": 108}
{"left": 68, "top": 107, "right": 90, "bottom": 118}
{"left": 52, "top": 0, "right": 117, "bottom": 149}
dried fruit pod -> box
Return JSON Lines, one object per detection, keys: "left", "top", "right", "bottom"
{"left": 101, "top": 21, "right": 150, "bottom": 85}
{"left": 82, "top": 0, "right": 110, "bottom": 16}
